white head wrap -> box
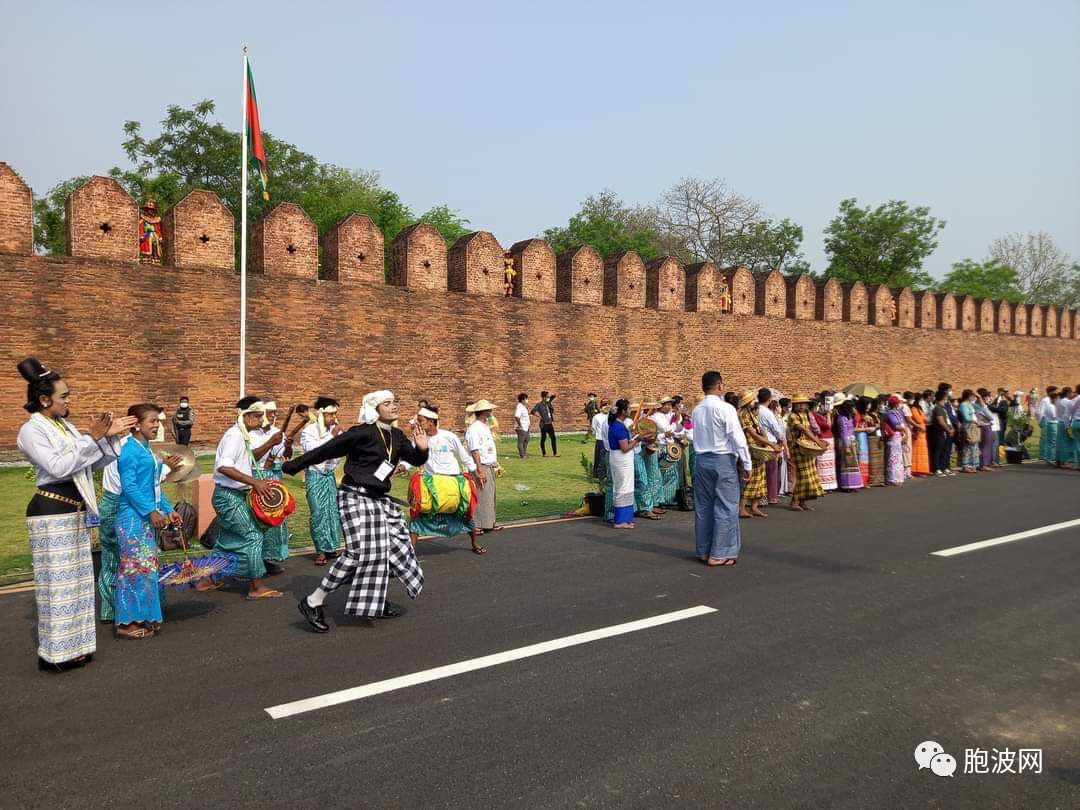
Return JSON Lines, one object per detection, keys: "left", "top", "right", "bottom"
{"left": 237, "top": 400, "right": 266, "bottom": 442}
{"left": 417, "top": 407, "right": 439, "bottom": 421}
{"left": 316, "top": 405, "right": 338, "bottom": 438}
{"left": 260, "top": 400, "right": 278, "bottom": 429}
{"left": 359, "top": 390, "right": 394, "bottom": 425}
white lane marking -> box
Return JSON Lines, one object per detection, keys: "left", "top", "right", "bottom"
{"left": 930, "top": 518, "right": 1080, "bottom": 557}
{"left": 265, "top": 605, "right": 716, "bottom": 719}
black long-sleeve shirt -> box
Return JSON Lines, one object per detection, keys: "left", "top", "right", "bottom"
{"left": 281, "top": 423, "right": 427, "bottom": 496}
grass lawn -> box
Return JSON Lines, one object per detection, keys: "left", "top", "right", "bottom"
{"left": 0, "top": 435, "right": 601, "bottom": 583}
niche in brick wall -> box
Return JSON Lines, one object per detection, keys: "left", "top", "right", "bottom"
{"left": 1062, "top": 309, "right": 1076, "bottom": 339}
{"left": 448, "top": 231, "right": 503, "bottom": 296}
{"left": 843, "top": 281, "right": 868, "bottom": 323}
{"left": 785, "top": 274, "right": 815, "bottom": 320}
{"left": 753, "top": 270, "right": 785, "bottom": 317}
{"left": 322, "top": 213, "right": 384, "bottom": 283}
{"left": 509, "top": 239, "right": 555, "bottom": 301}
{"left": 895, "top": 288, "right": 915, "bottom": 328}
{"left": 65, "top": 176, "right": 139, "bottom": 262}
{"left": 390, "top": 223, "right": 447, "bottom": 290}
{"left": 1013, "top": 303, "right": 1028, "bottom": 335}
{"left": 1045, "top": 305, "right": 1059, "bottom": 338}
{"left": 603, "top": 251, "right": 646, "bottom": 308}
{"left": 868, "top": 285, "right": 895, "bottom": 326}
{"left": 556, "top": 245, "right": 602, "bottom": 305}
{"left": 722, "top": 267, "right": 755, "bottom": 315}
{"left": 935, "top": 293, "right": 957, "bottom": 329}
{"left": 645, "top": 256, "right": 684, "bottom": 311}
{"left": 1028, "top": 304, "right": 1044, "bottom": 337}
{"left": 960, "top": 296, "right": 977, "bottom": 331}
{"left": 250, "top": 203, "right": 317, "bottom": 278}
{"left": 684, "top": 262, "right": 722, "bottom": 312}
{"left": 977, "top": 299, "right": 995, "bottom": 332}
{"left": 0, "top": 162, "right": 33, "bottom": 255}
{"left": 995, "top": 300, "right": 1013, "bottom": 334}
{"left": 815, "top": 278, "right": 843, "bottom": 321}
{"left": 914, "top": 290, "right": 936, "bottom": 328}
{"left": 161, "top": 190, "right": 234, "bottom": 271}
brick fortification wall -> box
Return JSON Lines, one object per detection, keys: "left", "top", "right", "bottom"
{"left": 1, "top": 168, "right": 1078, "bottom": 449}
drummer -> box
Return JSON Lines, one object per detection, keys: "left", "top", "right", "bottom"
{"left": 737, "top": 389, "right": 780, "bottom": 518}
{"left": 210, "top": 397, "right": 281, "bottom": 600}
{"left": 405, "top": 405, "right": 486, "bottom": 554}
{"left": 249, "top": 399, "right": 296, "bottom": 575}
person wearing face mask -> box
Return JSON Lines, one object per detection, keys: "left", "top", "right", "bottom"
{"left": 285, "top": 390, "right": 430, "bottom": 633}
{"left": 171, "top": 397, "right": 195, "bottom": 446}
{"left": 16, "top": 357, "right": 135, "bottom": 671}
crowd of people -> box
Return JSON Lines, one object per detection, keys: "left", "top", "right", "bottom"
{"left": 14, "top": 354, "right": 1078, "bottom": 672}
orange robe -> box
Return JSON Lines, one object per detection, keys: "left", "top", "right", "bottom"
{"left": 911, "top": 407, "right": 931, "bottom": 475}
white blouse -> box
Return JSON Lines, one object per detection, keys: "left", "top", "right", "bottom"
{"left": 17, "top": 413, "right": 119, "bottom": 513}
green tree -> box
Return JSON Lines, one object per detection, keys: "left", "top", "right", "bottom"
{"left": 823, "top": 198, "right": 944, "bottom": 288}
{"left": 417, "top": 204, "right": 471, "bottom": 249}
{"left": 728, "top": 218, "right": 809, "bottom": 274}
{"left": 544, "top": 190, "right": 663, "bottom": 260}
{"left": 935, "top": 259, "right": 1024, "bottom": 301}
{"left": 988, "top": 232, "right": 1079, "bottom": 307}
{"left": 33, "top": 176, "right": 88, "bottom": 254}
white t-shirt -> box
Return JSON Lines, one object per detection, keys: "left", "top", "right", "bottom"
{"left": 299, "top": 422, "right": 341, "bottom": 474}
{"left": 514, "top": 402, "right": 530, "bottom": 432}
{"left": 591, "top": 412, "right": 609, "bottom": 443}
{"left": 650, "top": 411, "right": 673, "bottom": 447}
{"left": 102, "top": 434, "right": 131, "bottom": 495}
{"left": 465, "top": 421, "right": 498, "bottom": 466}
{"left": 414, "top": 428, "right": 477, "bottom": 475}
{"left": 213, "top": 424, "right": 254, "bottom": 489}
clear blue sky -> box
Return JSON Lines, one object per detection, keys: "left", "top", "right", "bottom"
{"left": 3, "top": 0, "right": 1078, "bottom": 276}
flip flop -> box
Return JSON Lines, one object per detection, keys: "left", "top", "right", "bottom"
{"left": 471, "top": 545, "right": 487, "bottom": 555}
{"left": 485, "top": 526, "right": 505, "bottom": 533}
{"left": 246, "top": 589, "right": 283, "bottom": 600}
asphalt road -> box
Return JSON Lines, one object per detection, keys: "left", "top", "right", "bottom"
{"left": 1, "top": 465, "right": 1078, "bottom": 809}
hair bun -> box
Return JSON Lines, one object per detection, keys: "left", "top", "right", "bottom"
{"left": 17, "top": 357, "right": 47, "bottom": 383}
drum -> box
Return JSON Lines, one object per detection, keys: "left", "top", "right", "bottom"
{"left": 749, "top": 444, "right": 780, "bottom": 463}
{"left": 249, "top": 481, "right": 297, "bottom": 527}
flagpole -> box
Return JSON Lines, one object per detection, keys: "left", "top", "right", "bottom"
{"left": 239, "top": 46, "right": 248, "bottom": 398}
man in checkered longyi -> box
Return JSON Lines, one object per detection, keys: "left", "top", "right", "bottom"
{"left": 282, "top": 390, "right": 430, "bottom": 632}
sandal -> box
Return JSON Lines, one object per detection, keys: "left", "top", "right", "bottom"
{"left": 246, "top": 589, "right": 283, "bottom": 600}
{"left": 637, "top": 513, "right": 661, "bottom": 521}
{"left": 117, "top": 626, "right": 153, "bottom": 640}
{"left": 471, "top": 545, "right": 487, "bottom": 555}
{"left": 314, "top": 554, "right": 328, "bottom": 566}
{"left": 484, "top": 525, "right": 505, "bottom": 533}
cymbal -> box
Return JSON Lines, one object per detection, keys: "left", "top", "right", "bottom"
{"left": 155, "top": 443, "right": 198, "bottom": 483}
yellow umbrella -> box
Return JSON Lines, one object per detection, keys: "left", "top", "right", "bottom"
{"left": 842, "top": 383, "right": 888, "bottom": 398}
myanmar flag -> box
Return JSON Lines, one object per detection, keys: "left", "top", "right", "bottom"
{"left": 246, "top": 60, "right": 269, "bottom": 201}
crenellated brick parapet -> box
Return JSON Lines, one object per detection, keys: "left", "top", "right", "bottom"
{"left": 0, "top": 158, "right": 1074, "bottom": 347}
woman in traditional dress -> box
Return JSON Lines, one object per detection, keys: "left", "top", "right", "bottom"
{"left": 956, "top": 390, "right": 982, "bottom": 473}
{"left": 632, "top": 402, "right": 661, "bottom": 521}
{"left": 640, "top": 404, "right": 666, "bottom": 515}
{"left": 737, "top": 390, "right": 776, "bottom": 518}
{"left": 854, "top": 397, "right": 872, "bottom": 486}
{"left": 909, "top": 392, "right": 931, "bottom": 476}
{"left": 115, "top": 404, "right": 181, "bottom": 639}
{"left": 16, "top": 358, "right": 134, "bottom": 671}
{"left": 833, "top": 399, "right": 863, "bottom": 492}
{"left": 786, "top": 394, "right": 826, "bottom": 511}
{"left": 883, "top": 396, "right": 906, "bottom": 485}
{"left": 865, "top": 398, "right": 886, "bottom": 486}
{"left": 301, "top": 397, "right": 344, "bottom": 565}
{"left": 974, "top": 391, "right": 997, "bottom": 472}
{"left": 607, "top": 399, "right": 639, "bottom": 528}
{"left": 812, "top": 395, "right": 838, "bottom": 492}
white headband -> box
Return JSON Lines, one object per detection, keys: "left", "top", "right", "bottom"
{"left": 417, "top": 407, "right": 439, "bottom": 421}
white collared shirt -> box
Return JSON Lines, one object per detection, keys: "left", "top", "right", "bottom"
{"left": 514, "top": 403, "right": 530, "bottom": 432}
{"left": 758, "top": 404, "right": 784, "bottom": 443}
{"left": 300, "top": 422, "right": 341, "bottom": 474}
{"left": 691, "top": 395, "right": 751, "bottom": 469}
{"left": 465, "top": 420, "right": 498, "bottom": 466}
{"left": 213, "top": 424, "right": 254, "bottom": 489}
{"left": 1057, "top": 396, "right": 1075, "bottom": 423}
{"left": 1039, "top": 397, "right": 1058, "bottom": 423}
{"left": 591, "top": 412, "right": 609, "bottom": 443}
{"left": 650, "top": 411, "right": 673, "bottom": 446}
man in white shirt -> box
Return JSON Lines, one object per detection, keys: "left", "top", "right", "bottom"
{"left": 758, "top": 390, "right": 785, "bottom": 505}
{"left": 300, "top": 397, "right": 344, "bottom": 566}
{"left": 514, "top": 393, "right": 531, "bottom": 459}
{"left": 248, "top": 400, "right": 298, "bottom": 575}
{"left": 1055, "top": 386, "right": 1076, "bottom": 468}
{"left": 590, "top": 399, "right": 610, "bottom": 482}
{"left": 465, "top": 399, "right": 502, "bottom": 533}
{"left": 211, "top": 397, "right": 281, "bottom": 600}
{"left": 407, "top": 406, "right": 485, "bottom": 554}
{"left": 691, "top": 371, "right": 751, "bottom": 567}
{"left": 1038, "top": 386, "right": 1060, "bottom": 463}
